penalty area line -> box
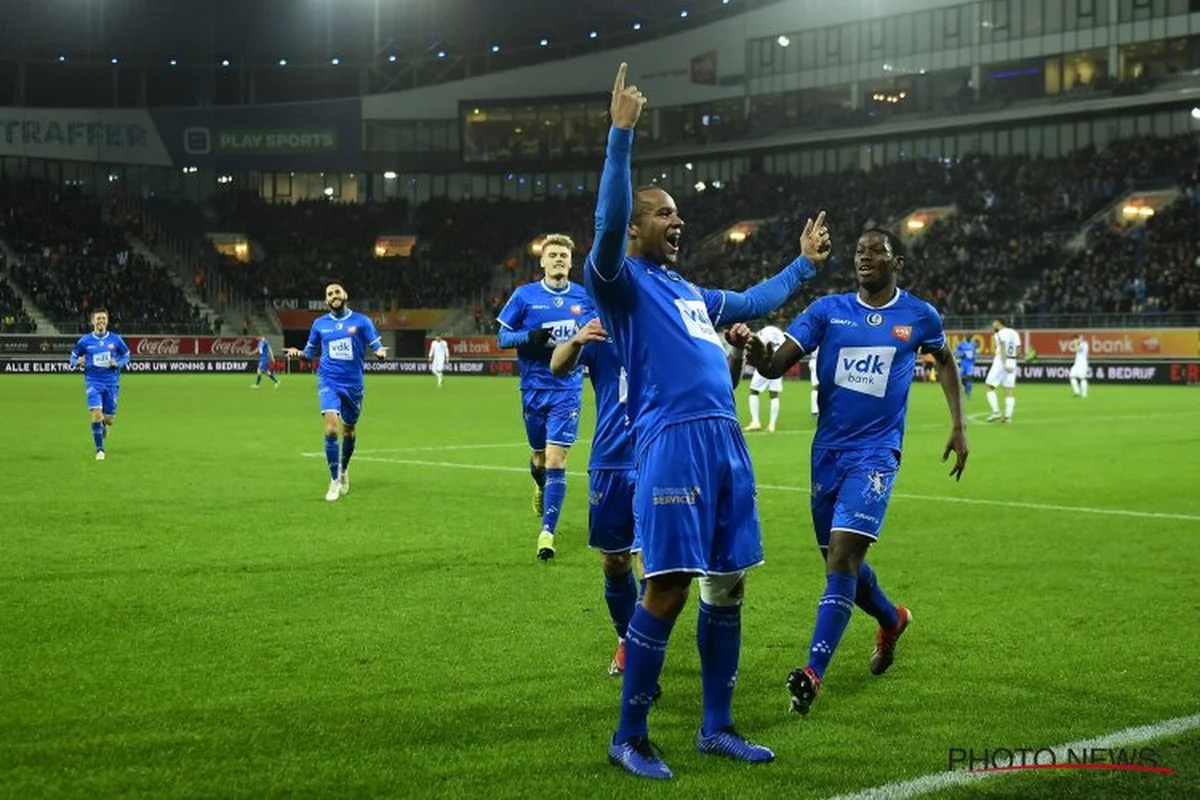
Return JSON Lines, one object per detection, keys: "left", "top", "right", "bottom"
{"left": 823, "top": 713, "right": 1200, "bottom": 800}
{"left": 297, "top": 455, "right": 1200, "bottom": 523}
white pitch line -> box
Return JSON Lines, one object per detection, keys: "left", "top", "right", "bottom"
{"left": 299, "top": 455, "right": 1200, "bottom": 523}
{"left": 824, "top": 713, "right": 1200, "bottom": 800}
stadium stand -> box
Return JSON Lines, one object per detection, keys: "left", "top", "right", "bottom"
{"left": 0, "top": 179, "right": 213, "bottom": 334}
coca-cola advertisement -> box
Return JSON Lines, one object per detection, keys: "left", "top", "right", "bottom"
{"left": 122, "top": 336, "right": 260, "bottom": 358}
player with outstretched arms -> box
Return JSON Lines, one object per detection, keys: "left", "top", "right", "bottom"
{"left": 68, "top": 308, "right": 130, "bottom": 460}
{"left": 283, "top": 282, "right": 387, "bottom": 502}
{"left": 252, "top": 335, "right": 280, "bottom": 388}
{"left": 587, "top": 63, "right": 830, "bottom": 780}
{"left": 428, "top": 334, "right": 450, "bottom": 388}
{"left": 1069, "top": 334, "right": 1089, "bottom": 398}
{"left": 736, "top": 228, "right": 969, "bottom": 717}
{"left": 955, "top": 338, "right": 977, "bottom": 398}
{"left": 744, "top": 323, "right": 786, "bottom": 432}
{"left": 495, "top": 234, "right": 592, "bottom": 561}
{"left": 985, "top": 318, "right": 1020, "bottom": 422}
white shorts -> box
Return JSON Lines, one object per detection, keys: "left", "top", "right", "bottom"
{"left": 986, "top": 363, "right": 1018, "bottom": 389}
{"left": 431, "top": 360, "right": 446, "bottom": 374}
{"left": 1069, "top": 365, "right": 1088, "bottom": 379}
{"left": 749, "top": 372, "right": 783, "bottom": 393}
{"left": 810, "top": 371, "right": 819, "bottom": 388}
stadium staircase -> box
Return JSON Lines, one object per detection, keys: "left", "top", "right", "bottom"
{"left": 120, "top": 231, "right": 236, "bottom": 335}
{"left": 0, "top": 238, "right": 61, "bottom": 334}
{"left": 1065, "top": 184, "right": 1182, "bottom": 253}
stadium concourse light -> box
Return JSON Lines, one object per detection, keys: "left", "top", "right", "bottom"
{"left": 436, "top": 50, "right": 446, "bottom": 58}
{"left": 539, "top": 38, "right": 549, "bottom": 46}
{"left": 589, "top": 30, "right": 599, "bottom": 39}
{"left": 169, "top": 58, "right": 178, "bottom": 66}
{"left": 680, "top": 9, "right": 689, "bottom": 18}
{"left": 330, "top": 56, "right": 340, "bottom": 65}
{"left": 1192, "top": 106, "right": 1200, "bottom": 120}
{"left": 632, "top": 21, "right": 642, "bottom": 30}
{"left": 383, "top": 171, "right": 398, "bottom": 180}
{"left": 220, "top": 58, "right": 230, "bottom": 67}
{"left": 777, "top": 35, "right": 790, "bottom": 47}
{"left": 388, "top": 53, "right": 398, "bottom": 62}
{"left": 278, "top": 58, "right": 288, "bottom": 66}
{"left": 57, "top": 55, "right": 66, "bottom": 62}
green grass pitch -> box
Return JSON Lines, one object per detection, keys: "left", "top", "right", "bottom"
{"left": 2, "top": 373, "right": 1198, "bottom": 799}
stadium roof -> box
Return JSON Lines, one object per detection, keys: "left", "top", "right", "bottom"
{"left": 1, "top": 0, "right": 785, "bottom": 67}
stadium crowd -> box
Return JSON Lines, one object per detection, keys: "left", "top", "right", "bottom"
{"left": 0, "top": 279, "right": 36, "bottom": 332}
{"left": 0, "top": 179, "right": 213, "bottom": 334}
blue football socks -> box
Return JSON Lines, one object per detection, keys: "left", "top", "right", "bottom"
{"left": 806, "top": 572, "right": 857, "bottom": 679}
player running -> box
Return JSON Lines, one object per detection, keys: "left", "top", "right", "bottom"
{"left": 985, "top": 318, "right": 1020, "bottom": 422}
{"left": 252, "top": 336, "right": 280, "bottom": 388}
{"left": 744, "top": 323, "right": 786, "bottom": 433}
{"left": 496, "top": 234, "right": 592, "bottom": 561}
{"left": 283, "top": 282, "right": 387, "bottom": 502}
{"left": 1069, "top": 334, "right": 1089, "bottom": 398}
{"left": 428, "top": 334, "right": 450, "bottom": 388}
{"left": 738, "top": 228, "right": 969, "bottom": 717}
{"left": 68, "top": 308, "right": 130, "bottom": 460}
{"left": 588, "top": 63, "right": 829, "bottom": 780}
{"left": 955, "top": 338, "right": 977, "bottom": 398}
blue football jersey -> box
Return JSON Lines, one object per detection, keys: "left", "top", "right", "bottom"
{"left": 497, "top": 280, "right": 592, "bottom": 392}
{"left": 69, "top": 332, "right": 129, "bottom": 386}
{"left": 302, "top": 310, "right": 382, "bottom": 387}
{"left": 787, "top": 290, "right": 946, "bottom": 453}
{"left": 586, "top": 256, "right": 739, "bottom": 455}
{"left": 578, "top": 338, "right": 634, "bottom": 471}
{"left": 955, "top": 340, "right": 977, "bottom": 366}
{"left": 258, "top": 338, "right": 270, "bottom": 358}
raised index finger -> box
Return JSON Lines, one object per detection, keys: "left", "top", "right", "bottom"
{"left": 613, "top": 62, "right": 627, "bottom": 93}
{"left": 813, "top": 210, "right": 827, "bottom": 231}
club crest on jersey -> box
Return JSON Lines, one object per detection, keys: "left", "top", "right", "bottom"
{"left": 892, "top": 325, "right": 912, "bottom": 342}
{"left": 335, "top": 323, "right": 343, "bottom": 330}
{"left": 865, "top": 312, "right": 884, "bottom": 327}
{"left": 553, "top": 297, "right": 564, "bottom": 308}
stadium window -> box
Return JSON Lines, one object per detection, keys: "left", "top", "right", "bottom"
{"left": 943, "top": 6, "right": 961, "bottom": 41}
{"left": 799, "top": 30, "right": 817, "bottom": 70}
{"left": 1043, "top": 0, "right": 1065, "bottom": 33}
{"left": 1022, "top": 0, "right": 1043, "bottom": 36}
{"left": 914, "top": 11, "right": 931, "bottom": 55}
{"left": 894, "top": 14, "right": 915, "bottom": 57}
{"left": 824, "top": 27, "right": 841, "bottom": 64}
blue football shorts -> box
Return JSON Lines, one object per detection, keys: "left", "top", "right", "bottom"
{"left": 810, "top": 447, "right": 900, "bottom": 548}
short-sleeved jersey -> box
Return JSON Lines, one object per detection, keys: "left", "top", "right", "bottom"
{"left": 578, "top": 338, "right": 634, "bottom": 470}
{"left": 786, "top": 290, "right": 946, "bottom": 453}
{"left": 992, "top": 327, "right": 1020, "bottom": 366}
{"left": 758, "top": 325, "right": 787, "bottom": 350}
{"left": 955, "top": 340, "right": 978, "bottom": 366}
{"left": 586, "top": 255, "right": 738, "bottom": 455}
{"left": 302, "top": 310, "right": 382, "bottom": 388}
{"left": 429, "top": 340, "right": 450, "bottom": 361}
{"left": 70, "top": 332, "right": 129, "bottom": 386}
{"left": 497, "top": 280, "right": 592, "bottom": 392}
{"left": 1073, "top": 340, "right": 1089, "bottom": 369}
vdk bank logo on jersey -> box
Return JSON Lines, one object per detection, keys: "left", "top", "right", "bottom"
{"left": 834, "top": 346, "right": 896, "bottom": 397}
{"left": 673, "top": 299, "right": 722, "bottom": 347}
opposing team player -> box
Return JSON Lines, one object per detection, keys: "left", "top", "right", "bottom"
{"left": 496, "top": 234, "right": 591, "bottom": 560}
{"left": 428, "top": 334, "right": 450, "bottom": 388}
{"left": 744, "top": 323, "right": 786, "bottom": 432}
{"left": 252, "top": 335, "right": 280, "bottom": 388}
{"left": 1069, "top": 334, "right": 1089, "bottom": 398}
{"left": 588, "top": 63, "right": 829, "bottom": 780}
{"left": 739, "top": 227, "right": 968, "bottom": 717}
{"left": 283, "top": 282, "right": 387, "bottom": 501}
{"left": 985, "top": 318, "right": 1021, "bottom": 422}
{"left": 68, "top": 308, "right": 130, "bottom": 460}
{"left": 955, "top": 338, "right": 977, "bottom": 398}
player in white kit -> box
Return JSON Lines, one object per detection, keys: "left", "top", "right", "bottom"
{"left": 1069, "top": 334, "right": 1089, "bottom": 398}
{"left": 744, "top": 324, "right": 787, "bottom": 432}
{"left": 985, "top": 318, "right": 1020, "bottom": 423}
{"left": 429, "top": 334, "right": 450, "bottom": 388}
